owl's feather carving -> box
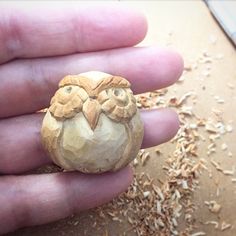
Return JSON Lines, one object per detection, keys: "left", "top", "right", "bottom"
{"left": 49, "top": 74, "right": 137, "bottom": 128}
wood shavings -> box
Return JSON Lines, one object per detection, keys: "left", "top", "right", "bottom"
{"left": 191, "top": 232, "right": 206, "bottom": 236}
{"left": 215, "top": 53, "right": 224, "bottom": 60}
{"left": 168, "top": 92, "right": 194, "bottom": 107}
{"left": 221, "top": 143, "right": 228, "bottom": 151}
{"left": 215, "top": 97, "right": 225, "bottom": 104}
{"left": 228, "top": 151, "right": 233, "bottom": 157}
{"left": 198, "top": 51, "right": 213, "bottom": 65}
{"left": 227, "top": 83, "right": 235, "bottom": 89}
{"left": 155, "top": 148, "right": 161, "bottom": 155}
{"left": 205, "top": 122, "right": 218, "bottom": 133}
{"left": 178, "top": 76, "right": 186, "bottom": 82}
{"left": 207, "top": 143, "right": 216, "bottom": 156}
{"left": 103, "top": 230, "right": 108, "bottom": 236}
{"left": 209, "top": 34, "right": 217, "bottom": 44}
{"left": 222, "top": 166, "right": 235, "bottom": 176}
{"left": 210, "top": 159, "right": 223, "bottom": 172}
{"left": 73, "top": 221, "right": 79, "bottom": 226}
{"left": 179, "top": 106, "right": 193, "bottom": 116}
{"left": 209, "top": 133, "right": 220, "bottom": 141}
{"left": 204, "top": 220, "right": 219, "bottom": 229}
{"left": 211, "top": 108, "right": 223, "bottom": 118}
{"left": 97, "top": 144, "right": 205, "bottom": 236}
{"left": 202, "top": 70, "right": 210, "bottom": 77}
{"left": 221, "top": 221, "right": 232, "bottom": 231}
{"left": 216, "top": 187, "right": 220, "bottom": 197}
{"left": 133, "top": 158, "right": 138, "bottom": 167}
{"left": 226, "top": 124, "right": 233, "bottom": 133}
{"left": 181, "top": 180, "right": 189, "bottom": 189}
{"left": 143, "top": 191, "right": 150, "bottom": 198}
{"left": 140, "top": 152, "right": 150, "bottom": 166}
{"left": 184, "top": 65, "right": 192, "bottom": 71}
{"left": 205, "top": 200, "right": 221, "bottom": 213}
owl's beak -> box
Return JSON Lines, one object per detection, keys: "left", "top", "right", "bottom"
{"left": 82, "top": 99, "right": 101, "bottom": 131}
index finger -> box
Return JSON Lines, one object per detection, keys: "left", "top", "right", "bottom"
{"left": 0, "top": 167, "right": 133, "bottom": 234}
{"left": 0, "top": 3, "right": 147, "bottom": 63}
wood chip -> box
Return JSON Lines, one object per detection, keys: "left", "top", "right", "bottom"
{"left": 228, "top": 151, "right": 233, "bottom": 157}
{"left": 209, "top": 34, "right": 217, "bottom": 44}
{"left": 221, "top": 221, "right": 232, "bottom": 231}
{"left": 184, "top": 65, "right": 192, "bottom": 71}
{"left": 215, "top": 53, "right": 224, "bottom": 59}
{"left": 205, "top": 200, "right": 221, "bottom": 213}
{"left": 205, "top": 123, "right": 218, "bottom": 133}
{"left": 227, "top": 83, "right": 235, "bottom": 89}
{"left": 231, "top": 178, "right": 236, "bottom": 183}
{"left": 191, "top": 232, "right": 206, "bottom": 236}
{"left": 210, "top": 159, "right": 223, "bottom": 172}
{"left": 140, "top": 152, "right": 150, "bottom": 166}
{"left": 204, "top": 220, "right": 219, "bottom": 229}
{"left": 226, "top": 124, "right": 233, "bottom": 132}
{"left": 221, "top": 143, "right": 228, "bottom": 151}
{"left": 143, "top": 191, "right": 150, "bottom": 198}
{"left": 222, "top": 170, "right": 235, "bottom": 176}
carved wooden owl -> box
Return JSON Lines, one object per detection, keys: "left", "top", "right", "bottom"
{"left": 41, "top": 71, "right": 144, "bottom": 173}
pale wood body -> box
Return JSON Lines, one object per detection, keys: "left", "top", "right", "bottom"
{"left": 41, "top": 71, "right": 144, "bottom": 173}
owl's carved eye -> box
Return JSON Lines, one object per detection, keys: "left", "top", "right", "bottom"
{"left": 65, "top": 86, "right": 72, "bottom": 93}
{"left": 108, "top": 88, "right": 129, "bottom": 106}
{"left": 113, "top": 89, "right": 120, "bottom": 96}
{"left": 99, "top": 88, "right": 137, "bottom": 123}
{"left": 49, "top": 86, "right": 88, "bottom": 119}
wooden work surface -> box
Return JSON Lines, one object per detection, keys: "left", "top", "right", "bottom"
{"left": 10, "top": 1, "right": 236, "bottom": 236}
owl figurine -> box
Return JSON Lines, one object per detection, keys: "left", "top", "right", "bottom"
{"left": 41, "top": 71, "right": 144, "bottom": 173}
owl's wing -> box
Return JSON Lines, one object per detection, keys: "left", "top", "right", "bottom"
{"left": 112, "top": 111, "right": 144, "bottom": 171}
{"left": 41, "top": 111, "right": 72, "bottom": 170}
{"left": 49, "top": 86, "right": 86, "bottom": 119}
{"left": 99, "top": 88, "right": 137, "bottom": 123}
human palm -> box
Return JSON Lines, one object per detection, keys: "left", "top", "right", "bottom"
{"left": 0, "top": 3, "right": 183, "bottom": 234}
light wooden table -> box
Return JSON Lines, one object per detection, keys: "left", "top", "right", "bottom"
{"left": 11, "top": 1, "right": 236, "bottom": 236}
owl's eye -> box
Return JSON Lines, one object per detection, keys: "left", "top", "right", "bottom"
{"left": 113, "top": 88, "right": 123, "bottom": 97}
{"left": 49, "top": 85, "right": 86, "bottom": 119}
{"left": 101, "top": 87, "right": 137, "bottom": 122}
{"left": 65, "top": 86, "right": 72, "bottom": 93}
{"left": 107, "top": 88, "right": 128, "bottom": 106}
{"left": 60, "top": 86, "right": 88, "bottom": 102}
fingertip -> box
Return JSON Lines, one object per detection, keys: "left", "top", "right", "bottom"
{"left": 127, "top": 47, "right": 184, "bottom": 93}
{"left": 170, "top": 50, "right": 184, "bottom": 82}
{"left": 141, "top": 108, "right": 180, "bottom": 148}
{"left": 158, "top": 48, "right": 184, "bottom": 87}
{"left": 107, "top": 5, "right": 148, "bottom": 46}
{"left": 161, "top": 108, "right": 180, "bottom": 138}
{"left": 76, "top": 4, "right": 148, "bottom": 50}
{"left": 107, "top": 165, "right": 134, "bottom": 193}
{"left": 100, "top": 4, "right": 148, "bottom": 43}
{"left": 72, "top": 166, "right": 134, "bottom": 211}
{"left": 121, "top": 165, "right": 134, "bottom": 187}
{"left": 126, "top": 8, "right": 148, "bottom": 45}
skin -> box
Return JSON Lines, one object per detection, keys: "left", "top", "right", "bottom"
{"left": 0, "top": 3, "right": 183, "bottom": 234}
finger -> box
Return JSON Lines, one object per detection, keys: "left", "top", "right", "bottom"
{"left": 0, "top": 167, "right": 133, "bottom": 234}
{"left": 0, "top": 108, "right": 179, "bottom": 174}
{"left": 0, "top": 47, "right": 183, "bottom": 118}
{"left": 141, "top": 108, "right": 179, "bottom": 148}
{"left": 0, "top": 3, "right": 147, "bottom": 63}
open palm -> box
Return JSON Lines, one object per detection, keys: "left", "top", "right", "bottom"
{"left": 0, "top": 3, "right": 183, "bottom": 234}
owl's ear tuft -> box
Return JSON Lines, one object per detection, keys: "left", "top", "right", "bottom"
{"left": 96, "top": 76, "right": 130, "bottom": 93}
{"left": 59, "top": 75, "right": 88, "bottom": 88}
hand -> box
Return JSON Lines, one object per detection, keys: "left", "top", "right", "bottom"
{"left": 0, "top": 3, "right": 183, "bottom": 234}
